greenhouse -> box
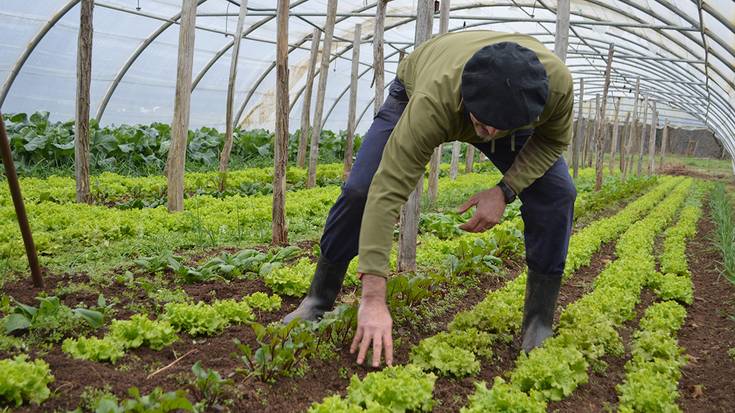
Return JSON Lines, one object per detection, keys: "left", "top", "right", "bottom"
{"left": 0, "top": 1, "right": 734, "bottom": 411}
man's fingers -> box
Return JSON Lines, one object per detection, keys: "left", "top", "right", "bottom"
{"left": 384, "top": 332, "right": 394, "bottom": 367}
{"left": 456, "top": 197, "right": 477, "bottom": 214}
{"left": 372, "top": 334, "right": 383, "bottom": 367}
{"left": 350, "top": 327, "right": 363, "bottom": 354}
{"left": 356, "top": 331, "right": 372, "bottom": 365}
{"left": 460, "top": 215, "right": 483, "bottom": 232}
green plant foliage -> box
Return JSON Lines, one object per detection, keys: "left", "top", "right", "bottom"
{"left": 510, "top": 345, "right": 589, "bottom": 401}
{"left": 235, "top": 320, "right": 317, "bottom": 382}
{"left": 243, "top": 292, "right": 282, "bottom": 312}
{"left": 307, "top": 395, "right": 364, "bottom": 413}
{"left": 93, "top": 387, "right": 193, "bottom": 413}
{"left": 1, "top": 296, "right": 103, "bottom": 343}
{"left": 0, "top": 355, "right": 54, "bottom": 407}
{"left": 461, "top": 378, "right": 546, "bottom": 413}
{"left": 345, "top": 365, "right": 436, "bottom": 412}
{"left": 190, "top": 361, "right": 233, "bottom": 411}
{"left": 262, "top": 258, "right": 315, "bottom": 296}
{"left": 163, "top": 299, "right": 253, "bottom": 336}
{"left": 109, "top": 314, "right": 178, "bottom": 350}
{"left": 410, "top": 328, "right": 495, "bottom": 377}
{"left": 708, "top": 183, "right": 735, "bottom": 283}
{"left": 61, "top": 336, "right": 125, "bottom": 363}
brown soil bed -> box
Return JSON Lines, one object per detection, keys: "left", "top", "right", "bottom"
{"left": 677, "top": 209, "right": 735, "bottom": 413}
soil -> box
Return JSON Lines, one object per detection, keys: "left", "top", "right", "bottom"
{"left": 677, "top": 208, "right": 735, "bottom": 413}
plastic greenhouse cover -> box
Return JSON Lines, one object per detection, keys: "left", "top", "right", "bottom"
{"left": 0, "top": 0, "right": 732, "bottom": 158}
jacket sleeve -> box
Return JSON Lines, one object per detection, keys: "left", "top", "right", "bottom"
{"left": 357, "top": 93, "right": 448, "bottom": 278}
{"left": 502, "top": 85, "right": 574, "bottom": 194}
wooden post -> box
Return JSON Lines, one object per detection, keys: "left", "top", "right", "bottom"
{"left": 647, "top": 101, "right": 657, "bottom": 174}
{"left": 608, "top": 97, "right": 621, "bottom": 174}
{"left": 465, "top": 145, "right": 475, "bottom": 173}
{"left": 619, "top": 112, "right": 630, "bottom": 173}
{"left": 297, "top": 28, "right": 321, "bottom": 168}
{"left": 272, "top": 0, "right": 289, "bottom": 245}
{"left": 218, "top": 0, "right": 248, "bottom": 191}
{"left": 373, "top": 0, "right": 387, "bottom": 116}
{"left": 659, "top": 119, "right": 669, "bottom": 170}
{"left": 582, "top": 99, "right": 593, "bottom": 167}
{"left": 75, "top": 0, "right": 93, "bottom": 204}
{"left": 0, "top": 115, "right": 43, "bottom": 288}
{"left": 636, "top": 97, "right": 648, "bottom": 176}
{"left": 450, "top": 141, "right": 460, "bottom": 179}
{"left": 165, "top": 0, "right": 197, "bottom": 212}
{"left": 622, "top": 78, "right": 640, "bottom": 180}
{"left": 594, "top": 44, "right": 614, "bottom": 191}
{"left": 343, "top": 24, "right": 361, "bottom": 180}
{"left": 554, "top": 0, "right": 570, "bottom": 62}
{"left": 398, "top": 0, "right": 432, "bottom": 273}
{"left": 428, "top": 0, "right": 450, "bottom": 203}
{"left": 572, "top": 78, "right": 583, "bottom": 178}
{"left": 306, "top": 0, "right": 337, "bottom": 188}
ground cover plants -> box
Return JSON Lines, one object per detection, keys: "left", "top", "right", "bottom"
{"left": 1, "top": 158, "right": 733, "bottom": 411}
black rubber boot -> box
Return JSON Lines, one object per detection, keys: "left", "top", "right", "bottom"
{"left": 282, "top": 255, "right": 349, "bottom": 323}
{"left": 520, "top": 270, "right": 562, "bottom": 353}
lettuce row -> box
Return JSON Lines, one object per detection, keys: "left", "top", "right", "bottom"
{"left": 649, "top": 185, "right": 704, "bottom": 304}
{"left": 63, "top": 292, "right": 278, "bottom": 362}
{"left": 463, "top": 178, "right": 692, "bottom": 410}
{"left": 616, "top": 301, "right": 688, "bottom": 413}
{"left": 307, "top": 365, "right": 436, "bottom": 412}
{"left": 412, "top": 177, "right": 679, "bottom": 378}
{"left": 0, "top": 355, "right": 54, "bottom": 407}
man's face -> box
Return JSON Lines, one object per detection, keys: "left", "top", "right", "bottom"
{"left": 469, "top": 112, "right": 501, "bottom": 139}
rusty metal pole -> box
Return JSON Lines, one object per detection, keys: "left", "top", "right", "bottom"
{"left": 0, "top": 114, "right": 43, "bottom": 288}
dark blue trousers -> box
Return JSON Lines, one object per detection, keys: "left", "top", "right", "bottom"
{"left": 320, "top": 79, "right": 576, "bottom": 277}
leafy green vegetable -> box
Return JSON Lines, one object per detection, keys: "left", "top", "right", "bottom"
{"left": 109, "top": 314, "right": 178, "bottom": 350}
{"left": 62, "top": 336, "right": 125, "bottom": 362}
{"left": 0, "top": 355, "right": 54, "bottom": 407}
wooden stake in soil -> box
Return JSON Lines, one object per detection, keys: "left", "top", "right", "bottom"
{"left": 572, "top": 78, "right": 584, "bottom": 178}
{"left": 373, "top": 0, "right": 387, "bottom": 116}
{"left": 344, "top": 24, "right": 361, "bottom": 180}
{"left": 166, "top": 0, "right": 197, "bottom": 212}
{"left": 619, "top": 111, "right": 630, "bottom": 173}
{"left": 75, "top": 0, "right": 93, "bottom": 204}
{"left": 622, "top": 78, "right": 640, "bottom": 180}
{"left": 450, "top": 141, "right": 461, "bottom": 180}
{"left": 636, "top": 96, "right": 648, "bottom": 176}
{"left": 297, "top": 28, "right": 321, "bottom": 168}
{"left": 465, "top": 145, "right": 475, "bottom": 173}
{"left": 594, "top": 44, "right": 614, "bottom": 191}
{"left": 609, "top": 97, "right": 621, "bottom": 174}
{"left": 272, "top": 0, "right": 289, "bottom": 245}
{"left": 0, "top": 114, "right": 43, "bottom": 288}
{"left": 398, "top": 0, "right": 432, "bottom": 272}
{"left": 218, "top": 0, "right": 249, "bottom": 191}
{"left": 582, "top": 99, "right": 593, "bottom": 167}
{"left": 647, "top": 101, "right": 657, "bottom": 174}
{"left": 659, "top": 119, "right": 669, "bottom": 170}
{"left": 428, "top": 0, "right": 451, "bottom": 203}
{"left": 306, "top": 0, "right": 337, "bottom": 189}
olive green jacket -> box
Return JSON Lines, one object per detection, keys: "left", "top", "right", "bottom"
{"left": 357, "top": 30, "right": 574, "bottom": 278}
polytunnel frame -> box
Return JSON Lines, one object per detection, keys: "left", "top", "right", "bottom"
{"left": 216, "top": 1, "right": 734, "bottom": 154}
{"left": 0, "top": 0, "right": 733, "bottom": 160}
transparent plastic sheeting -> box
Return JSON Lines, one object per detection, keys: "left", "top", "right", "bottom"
{"left": 0, "top": 0, "right": 733, "bottom": 162}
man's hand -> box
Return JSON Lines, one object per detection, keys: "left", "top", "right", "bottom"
{"left": 350, "top": 274, "right": 393, "bottom": 367}
{"left": 457, "top": 186, "right": 507, "bottom": 232}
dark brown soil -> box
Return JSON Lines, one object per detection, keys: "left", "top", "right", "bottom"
{"left": 677, "top": 209, "right": 735, "bottom": 413}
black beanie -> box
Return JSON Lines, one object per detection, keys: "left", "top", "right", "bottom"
{"left": 461, "top": 42, "right": 549, "bottom": 130}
